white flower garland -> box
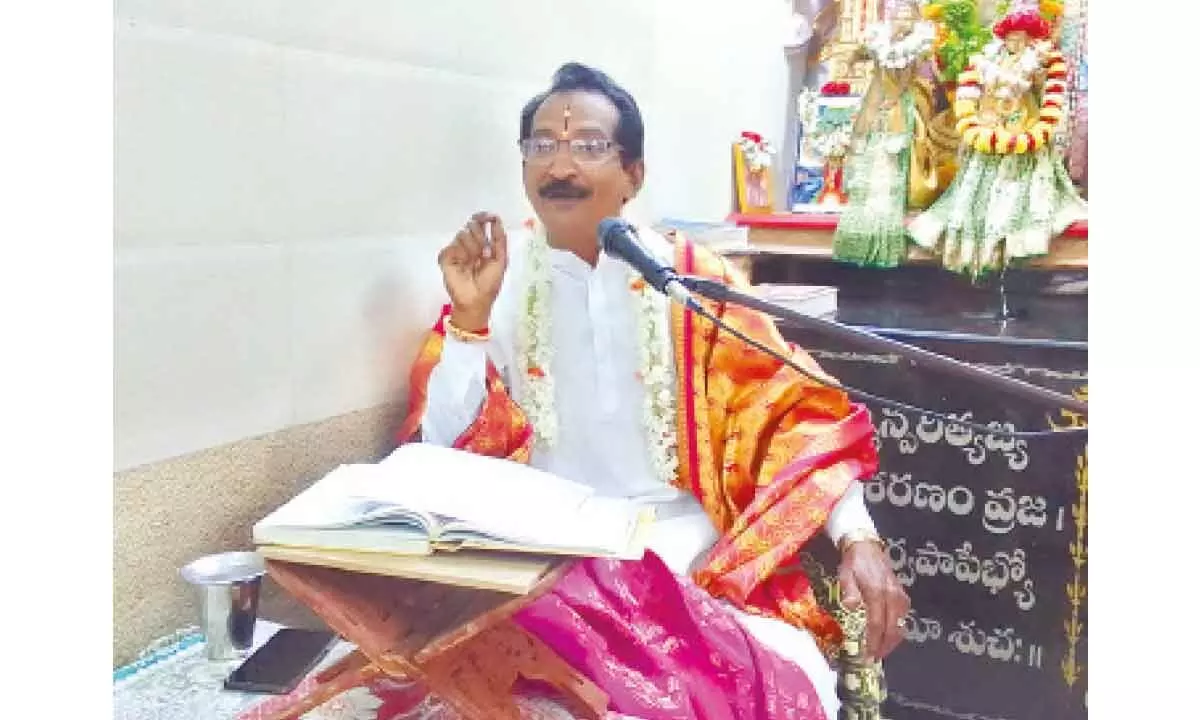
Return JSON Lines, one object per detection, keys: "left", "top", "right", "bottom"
{"left": 864, "top": 19, "right": 935, "bottom": 70}
{"left": 633, "top": 275, "right": 679, "bottom": 486}
{"left": 516, "top": 232, "right": 557, "bottom": 446}
{"left": 796, "top": 89, "right": 855, "bottom": 159}
{"left": 811, "top": 123, "right": 855, "bottom": 158}
{"left": 737, "top": 137, "right": 776, "bottom": 172}
{"left": 516, "top": 226, "right": 678, "bottom": 487}
{"left": 973, "top": 40, "right": 1041, "bottom": 98}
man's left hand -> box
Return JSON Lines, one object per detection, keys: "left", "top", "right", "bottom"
{"left": 838, "top": 540, "right": 911, "bottom": 661}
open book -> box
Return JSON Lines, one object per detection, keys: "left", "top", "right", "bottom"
{"left": 253, "top": 443, "right": 655, "bottom": 562}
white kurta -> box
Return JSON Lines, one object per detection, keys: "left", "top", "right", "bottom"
{"left": 421, "top": 227, "right": 876, "bottom": 718}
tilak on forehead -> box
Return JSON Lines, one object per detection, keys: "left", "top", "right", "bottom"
{"left": 561, "top": 104, "right": 571, "bottom": 139}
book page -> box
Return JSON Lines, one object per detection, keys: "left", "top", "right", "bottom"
{"left": 358, "top": 444, "right": 646, "bottom": 555}
{"left": 259, "top": 444, "right": 652, "bottom": 558}
{"left": 255, "top": 464, "right": 418, "bottom": 530}
{"left": 439, "top": 495, "right": 649, "bottom": 557}
{"left": 359, "top": 443, "right": 592, "bottom": 518}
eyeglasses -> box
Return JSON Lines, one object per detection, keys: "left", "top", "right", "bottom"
{"left": 519, "top": 137, "right": 621, "bottom": 165}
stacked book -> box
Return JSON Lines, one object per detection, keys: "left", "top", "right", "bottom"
{"left": 753, "top": 284, "right": 839, "bottom": 320}
{"left": 652, "top": 218, "right": 749, "bottom": 251}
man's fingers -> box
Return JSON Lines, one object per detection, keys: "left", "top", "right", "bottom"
{"left": 439, "top": 212, "right": 509, "bottom": 292}
{"left": 438, "top": 238, "right": 467, "bottom": 269}
{"left": 839, "top": 541, "right": 911, "bottom": 662}
{"left": 861, "top": 581, "right": 886, "bottom": 662}
{"left": 462, "top": 221, "right": 488, "bottom": 260}
{"left": 468, "top": 212, "right": 501, "bottom": 261}
{"left": 488, "top": 216, "right": 509, "bottom": 265}
{"left": 879, "top": 585, "right": 911, "bottom": 659}
{"left": 839, "top": 565, "right": 862, "bottom": 611}
{"left": 467, "top": 212, "right": 508, "bottom": 264}
{"left": 840, "top": 565, "right": 882, "bottom": 659}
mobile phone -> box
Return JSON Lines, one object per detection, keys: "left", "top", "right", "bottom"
{"left": 223, "top": 627, "right": 337, "bottom": 695}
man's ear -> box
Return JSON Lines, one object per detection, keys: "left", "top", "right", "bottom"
{"left": 625, "top": 160, "right": 646, "bottom": 200}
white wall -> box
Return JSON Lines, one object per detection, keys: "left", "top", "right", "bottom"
{"left": 115, "top": 0, "right": 795, "bottom": 470}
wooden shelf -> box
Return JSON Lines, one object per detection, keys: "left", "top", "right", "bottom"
{"left": 724, "top": 213, "right": 1088, "bottom": 271}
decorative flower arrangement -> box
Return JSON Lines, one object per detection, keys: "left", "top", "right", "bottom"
{"left": 922, "top": 0, "right": 993, "bottom": 84}
{"left": 864, "top": 17, "right": 936, "bottom": 70}
{"left": 1039, "top": 0, "right": 1064, "bottom": 20}
{"left": 737, "top": 131, "right": 776, "bottom": 172}
{"left": 796, "top": 89, "right": 855, "bottom": 159}
{"left": 992, "top": 8, "right": 1051, "bottom": 39}
{"left": 517, "top": 225, "right": 678, "bottom": 487}
{"left": 809, "top": 124, "right": 855, "bottom": 159}
{"left": 952, "top": 13, "right": 1068, "bottom": 155}
{"left": 925, "top": 0, "right": 1062, "bottom": 84}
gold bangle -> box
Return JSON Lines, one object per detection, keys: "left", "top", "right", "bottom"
{"left": 445, "top": 317, "right": 490, "bottom": 343}
{"left": 838, "top": 529, "right": 885, "bottom": 554}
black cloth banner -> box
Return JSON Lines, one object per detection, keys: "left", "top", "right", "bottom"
{"left": 786, "top": 329, "right": 1087, "bottom": 720}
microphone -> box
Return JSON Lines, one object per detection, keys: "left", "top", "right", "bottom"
{"left": 597, "top": 218, "right": 699, "bottom": 310}
{"left": 597, "top": 221, "right": 1085, "bottom": 430}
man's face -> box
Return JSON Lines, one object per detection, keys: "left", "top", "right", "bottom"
{"left": 522, "top": 91, "right": 643, "bottom": 243}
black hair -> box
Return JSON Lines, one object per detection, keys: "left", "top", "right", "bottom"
{"left": 519, "top": 62, "right": 644, "bottom": 166}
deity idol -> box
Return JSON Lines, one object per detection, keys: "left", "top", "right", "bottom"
{"left": 907, "top": 1, "right": 1086, "bottom": 279}
{"left": 832, "top": 0, "right": 937, "bottom": 268}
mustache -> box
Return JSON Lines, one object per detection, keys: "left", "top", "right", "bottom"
{"left": 538, "top": 180, "right": 592, "bottom": 200}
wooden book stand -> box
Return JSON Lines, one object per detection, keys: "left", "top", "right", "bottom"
{"left": 256, "top": 551, "right": 887, "bottom": 720}
{"left": 259, "top": 559, "right": 608, "bottom": 720}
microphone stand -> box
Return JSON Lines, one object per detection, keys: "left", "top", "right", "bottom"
{"left": 676, "top": 275, "right": 1088, "bottom": 417}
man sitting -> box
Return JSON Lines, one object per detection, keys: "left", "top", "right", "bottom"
{"left": 393, "top": 62, "right": 910, "bottom": 720}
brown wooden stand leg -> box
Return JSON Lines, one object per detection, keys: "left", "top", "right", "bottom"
{"left": 260, "top": 650, "right": 383, "bottom": 720}
{"left": 262, "top": 560, "right": 609, "bottom": 720}
{"left": 416, "top": 621, "right": 607, "bottom": 720}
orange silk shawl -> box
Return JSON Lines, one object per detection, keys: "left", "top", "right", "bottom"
{"left": 397, "top": 233, "right": 880, "bottom": 650}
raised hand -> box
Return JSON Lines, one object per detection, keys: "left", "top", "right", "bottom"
{"left": 437, "top": 212, "right": 509, "bottom": 332}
